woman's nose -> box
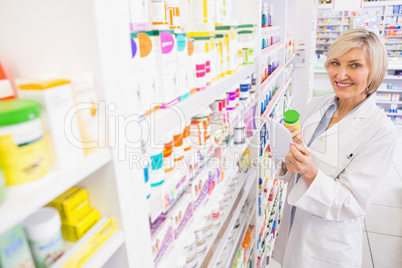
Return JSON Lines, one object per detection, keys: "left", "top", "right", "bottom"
{"left": 336, "top": 66, "right": 348, "bottom": 80}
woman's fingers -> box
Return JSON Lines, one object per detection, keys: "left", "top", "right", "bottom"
{"left": 291, "top": 129, "right": 301, "bottom": 138}
{"left": 289, "top": 144, "right": 305, "bottom": 163}
{"left": 294, "top": 141, "right": 309, "bottom": 156}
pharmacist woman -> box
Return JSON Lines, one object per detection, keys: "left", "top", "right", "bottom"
{"left": 273, "top": 29, "right": 398, "bottom": 268}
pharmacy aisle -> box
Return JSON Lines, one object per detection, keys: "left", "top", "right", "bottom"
{"left": 314, "top": 0, "right": 402, "bottom": 133}
{"left": 0, "top": 0, "right": 314, "bottom": 267}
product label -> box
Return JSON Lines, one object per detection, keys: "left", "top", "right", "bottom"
{"left": 129, "top": 0, "right": 150, "bottom": 31}
{"left": 0, "top": 130, "right": 49, "bottom": 186}
{"left": 177, "top": 35, "right": 186, "bottom": 52}
{"left": 151, "top": 1, "right": 168, "bottom": 25}
{"left": 194, "top": 227, "right": 206, "bottom": 248}
{"left": 160, "top": 32, "right": 175, "bottom": 54}
{"left": 0, "top": 225, "right": 35, "bottom": 268}
{"left": 184, "top": 241, "right": 197, "bottom": 264}
{"left": 153, "top": 226, "right": 174, "bottom": 267}
{"left": 29, "top": 233, "right": 64, "bottom": 268}
{"left": 173, "top": 202, "right": 194, "bottom": 239}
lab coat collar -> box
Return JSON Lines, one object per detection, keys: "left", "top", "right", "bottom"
{"left": 302, "top": 93, "right": 376, "bottom": 147}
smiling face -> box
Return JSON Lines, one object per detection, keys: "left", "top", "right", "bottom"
{"left": 327, "top": 47, "right": 371, "bottom": 104}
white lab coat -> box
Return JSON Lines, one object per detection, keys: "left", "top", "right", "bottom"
{"left": 272, "top": 94, "right": 398, "bottom": 268}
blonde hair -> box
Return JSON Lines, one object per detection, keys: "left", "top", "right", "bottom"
{"left": 324, "top": 28, "right": 388, "bottom": 94}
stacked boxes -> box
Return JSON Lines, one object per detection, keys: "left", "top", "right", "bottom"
{"left": 48, "top": 187, "right": 100, "bottom": 242}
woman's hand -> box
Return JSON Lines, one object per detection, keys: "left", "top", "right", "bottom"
{"left": 285, "top": 142, "right": 318, "bottom": 185}
{"left": 288, "top": 126, "right": 303, "bottom": 145}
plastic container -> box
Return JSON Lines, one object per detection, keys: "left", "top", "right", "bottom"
{"left": 22, "top": 207, "right": 64, "bottom": 268}
{"left": 0, "top": 99, "right": 50, "bottom": 186}
{"left": 283, "top": 109, "right": 300, "bottom": 131}
{"left": 238, "top": 30, "right": 255, "bottom": 65}
{"left": 212, "top": 202, "right": 221, "bottom": 227}
{"left": 183, "top": 234, "right": 197, "bottom": 267}
{"left": 194, "top": 219, "right": 207, "bottom": 254}
{"left": 203, "top": 208, "right": 213, "bottom": 238}
{"left": 0, "top": 224, "right": 35, "bottom": 268}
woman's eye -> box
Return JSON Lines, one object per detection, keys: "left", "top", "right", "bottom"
{"left": 331, "top": 62, "right": 339, "bottom": 66}
{"left": 351, "top": 63, "right": 360, "bottom": 68}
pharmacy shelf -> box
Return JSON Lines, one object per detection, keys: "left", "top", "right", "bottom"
{"left": 385, "top": 29, "right": 402, "bottom": 31}
{"left": 376, "top": 101, "right": 402, "bottom": 104}
{"left": 141, "top": 63, "right": 257, "bottom": 144}
{"left": 317, "top": 24, "right": 343, "bottom": 26}
{"left": 378, "top": 89, "right": 402, "bottom": 93}
{"left": 258, "top": 184, "right": 280, "bottom": 264}
{"left": 284, "top": 76, "right": 293, "bottom": 90}
{"left": 162, "top": 165, "right": 256, "bottom": 268}
{"left": 316, "top": 30, "right": 341, "bottom": 33}
{"left": 285, "top": 54, "right": 295, "bottom": 66}
{"left": 83, "top": 231, "right": 125, "bottom": 267}
{"left": 261, "top": 65, "right": 284, "bottom": 93}
{"left": 203, "top": 169, "right": 256, "bottom": 268}
{"left": 385, "top": 113, "right": 402, "bottom": 116}
{"left": 0, "top": 149, "right": 112, "bottom": 235}
{"left": 261, "top": 41, "right": 285, "bottom": 58}
{"left": 260, "top": 86, "right": 284, "bottom": 127}
{"left": 384, "top": 35, "right": 402, "bottom": 38}
{"left": 384, "top": 76, "right": 402, "bottom": 80}
{"left": 385, "top": 42, "right": 402, "bottom": 44}
{"left": 317, "top": 17, "right": 342, "bottom": 19}
{"left": 316, "top": 49, "right": 329, "bottom": 51}
{"left": 224, "top": 200, "right": 256, "bottom": 268}
{"left": 387, "top": 64, "right": 402, "bottom": 70}
{"left": 316, "top": 43, "right": 333, "bottom": 45}
{"left": 316, "top": 37, "right": 337, "bottom": 39}
{"left": 148, "top": 102, "right": 256, "bottom": 222}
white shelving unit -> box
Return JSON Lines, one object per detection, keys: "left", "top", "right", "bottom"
{"left": 0, "top": 0, "right": 313, "bottom": 267}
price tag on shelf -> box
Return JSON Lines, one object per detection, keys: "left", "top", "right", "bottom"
{"left": 332, "top": 0, "right": 362, "bottom": 11}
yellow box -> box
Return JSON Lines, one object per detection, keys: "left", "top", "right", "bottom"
{"left": 61, "top": 208, "right": 100, "bottom": 242}
{"left": 48, "top": 187, "right": 90, "bottom": 224}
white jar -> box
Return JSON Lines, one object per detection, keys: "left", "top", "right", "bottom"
{"left": 212, "top": 202, "right": 221, "bottom": 227}
{"left": 203, "top": 208, "right": 213, "bottom": 238}
{"left": 183, "top": 234, "right": 197, "bottom": 267}
{"left": 194, "top": 219, "right": 207, "bottom": 254}
{"left": 22, "top": 207, "right": 64, "bottom": 268}
{"left": 218, "top": 194, "right": 228, "bottom": 216}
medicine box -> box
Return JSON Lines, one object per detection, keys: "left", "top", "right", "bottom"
{"left": 176, "top": 33, "right": 191, "bottom": 101}
{"left": 186, "top": 38, "right": 197, "bottom": 95}
{"left": 159, "top": 168, "right": 189, "bottom": 212}
{"left": 150, "top": 216, "right": 174, "bottom": 267}
{"left": 189, "top": 0, "right": 216, "bottom": 32}
{"left": 70, "top": 74, "right": 105, "bottom": 155}
{"left": 187, "top": 167, "right": 214, "bottom": 210}
{"left": 130, "top": 32, "right": 160, "bottom": 117}
{"left": 165, "top": 193, "right": 194, "bottom": 239}
{"left": 61, "top": 208, "right": 100, "bottom": 242}
{"left": 149, "top": 30, "right": 180, "bottom": 109}
{"left": 48, "top": 187, "right": 90, "bottom": 224}
{"left": 129, "top": 0, "right": 150, "bottom": 31}
{"left": 18, "top": 79, "right": 84, "bottom": 169}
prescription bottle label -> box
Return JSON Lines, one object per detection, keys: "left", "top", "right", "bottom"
{"left": 0, "top": 133, "right": 50, "bottom": 185}
{"left": 138, "top": 33, "right": 153, "bottom": 58}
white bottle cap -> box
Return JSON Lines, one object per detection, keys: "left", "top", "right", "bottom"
{"left": 22, "top": 207, "right": 61, "bottom": 242}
